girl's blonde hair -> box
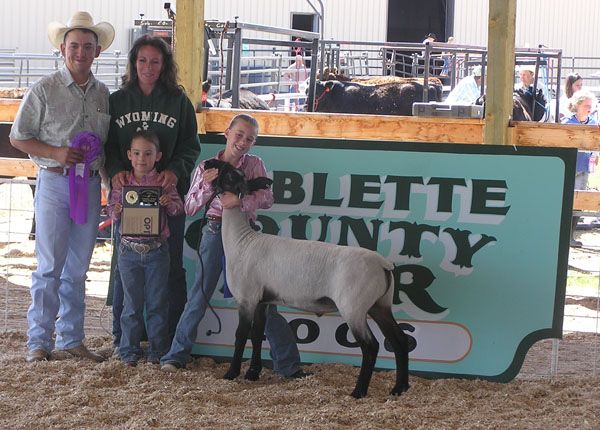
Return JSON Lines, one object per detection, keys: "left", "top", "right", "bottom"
{"left": 568, "top": 89, "right": 596, "bottom": 113}
{"left": 229, "top": 114, "right": 259, "bottom": 131}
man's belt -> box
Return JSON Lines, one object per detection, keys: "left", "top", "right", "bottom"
{"left": 41, "top": 165, "right": 100, "bottom": 177}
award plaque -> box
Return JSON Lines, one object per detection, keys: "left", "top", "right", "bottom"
{"left": 121, "top": 185, "right": 162, "bottom": 236}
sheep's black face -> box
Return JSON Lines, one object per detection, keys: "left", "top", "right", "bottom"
{"left": 204, "top": 158, "right": 273, "bottom": 197}
{"left": 220, "top": 168, "right": 249, "bottom": 197}
{"left": 205, "top": 158, "right": 248, "bottom": 196}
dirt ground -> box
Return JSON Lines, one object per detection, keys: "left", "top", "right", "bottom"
{"left": 1, "top": 186, "right": 600, "bottom": 428}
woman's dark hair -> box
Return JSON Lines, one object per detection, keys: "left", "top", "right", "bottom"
{"left": 122, "top": 35, "right": 182, "bottom": 94}
{"left": 565, "top": 73, "right": 582, "bottom": 99}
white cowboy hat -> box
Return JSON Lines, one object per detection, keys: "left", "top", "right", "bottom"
{"left": 47, "top": 11, "right": 115, "bottom": 52}
{"left": 519, "top": 64, "right": 537, "bottom": 74}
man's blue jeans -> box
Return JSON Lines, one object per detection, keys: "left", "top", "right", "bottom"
{"left": 28, "top": 170, "right": 101, "bottom": 352}
{"left": 161, "top": 220, "right": 301, "bottom": 376}
{"left": 118, "top": 242, "right": 170, "bottom": 363}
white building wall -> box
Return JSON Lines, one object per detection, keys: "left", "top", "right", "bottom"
{"left": 0, "top": 0, "right": 168, "bottom": 53}
{"left": 452, "top": 0, "right": 488, "bottom": 46}
{"left": 204, "top": 0, "right": 387, "bottom": 42}
{"left": 1, "top": 0, "right": 598, "bottom": 63}
{"left": 453, "top": 0, "right": 600, "bottom": 58}
{"left": 0, "top": 0, "right": 387, "bottom": 53}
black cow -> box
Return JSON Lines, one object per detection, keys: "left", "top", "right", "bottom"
{"left": 311, "top": 78, "right": 443, "bottom": 116}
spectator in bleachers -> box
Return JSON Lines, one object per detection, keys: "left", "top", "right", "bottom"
{"left": 516, "top": 64, "right": 548, "bottom": 122}
{"left": 422, "top": 33, "right": 437, "bottom": 44}
{"left": 549, "top": 73, "right": 583, "bottom": 123}
{"left": 561, "top": 89, "right": 598, "bottom": 247}
{"left": 282, "top": 54, "right": 309, "bottom": 92}
{"left": 445, "top": 65, "right": 482, "bottom": 104}
{"left": 440, "top": 36, "right": 456, "bottom": 77}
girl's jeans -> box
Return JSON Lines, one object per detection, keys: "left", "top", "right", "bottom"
{"left": 161, "top": 220, "right": 301, "bottom": 376}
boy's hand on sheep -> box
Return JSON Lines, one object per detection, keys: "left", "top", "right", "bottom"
{"left": 220, "top": 191, "right": 241, "bottom": 208}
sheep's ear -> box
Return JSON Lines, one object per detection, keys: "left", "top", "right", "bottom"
{"left": 247, "top": 177, "right": 273, "bottom": 192}
{"left": 204, "top": 158, "right": 227, "bottom": 172}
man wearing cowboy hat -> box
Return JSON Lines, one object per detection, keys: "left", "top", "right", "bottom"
{"left": 517, "top": 64, "right": 537, "bottom": 91}
{"left": 9, "top": 11, "right": 115, "bottom": 363}
{"left": 515, "top": 63, "right": 548, "bottom": 122}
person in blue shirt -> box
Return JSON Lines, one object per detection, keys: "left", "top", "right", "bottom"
{"left": 561, "top": 89, "right": 598, "bottom": 247}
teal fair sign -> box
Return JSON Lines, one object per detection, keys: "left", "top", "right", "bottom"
{"left": 183, "top": 134, "right": 576, "bottom": 381}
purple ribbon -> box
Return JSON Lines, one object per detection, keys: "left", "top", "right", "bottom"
{"left": 69, "top": 131, "right": 102, "bottom": 224}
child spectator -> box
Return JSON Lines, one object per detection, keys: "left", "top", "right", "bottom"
{"left": 549, "top": 73, "right": 583, "bottom": 122}
{"left": 108, "top": 130, "right": 183, "bottom": 366}
{"left": 562, "top": 90, "right": 598, "bottom": 247}
{"left": 161, "top": 113, "right": 309, "bottom": 379}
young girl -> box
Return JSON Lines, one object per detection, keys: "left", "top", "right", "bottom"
{"left": 161, "top": 114, "right": 308, "bottom": 378}
{"left": 562, "top": 90, "right": 598, "bottom": 247}
{"left": 554, "top": 73, "right": 583, "bottom": 122}
{"left": 108, "top": 130, "right": 183, "bottom": 366}
{"left": 563, "top": 90, "right": 597, "bottom": 126}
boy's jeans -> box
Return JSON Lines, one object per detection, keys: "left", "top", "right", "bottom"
{"left": 112, "top": 214, "right": 186, "bottom": 348}
{"left": 118, "top": 242, "right": 170, "bottom": 362}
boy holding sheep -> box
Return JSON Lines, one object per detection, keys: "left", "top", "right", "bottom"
{"left": 160, "top": 114, "right": 309, "bottom": 379}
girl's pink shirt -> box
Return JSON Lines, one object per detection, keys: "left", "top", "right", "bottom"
{"left": 184, "top": 150, "right": 274, "bottom": 221}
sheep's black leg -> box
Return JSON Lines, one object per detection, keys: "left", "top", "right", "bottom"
{"left": 224, "top": 305, "right": 255, "bottom": 380}
{"left": 347, "top": 321, "right": 379, "bottom": 399}
{"left": 245, "top": 303, "right": 267, "bottom": 381}
{"left": 369, "top": 305, "right": 410, "bottom": 396}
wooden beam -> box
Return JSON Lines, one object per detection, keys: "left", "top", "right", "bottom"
{"left": 198, "top": 109, "right": 485, "bottom": 143}
{"left": 484, "top": 0, "right": 516, "bottom": 145}
{"left": 174, "top": 0, "right": 205, "bottom": 110}
{"left": 512, "top": 122, "right": 600, "bottom": 149}
{"left": 0, "top": 99, "right": 20, "bottom": 122}
{"left": 0, "top": 157, "right": 37, "bottom": 177}
{"left": 1, "top": 99, "right": 598, "bottom": 149}
{"left": 574, "top": 191, "right": 600, "bottom": 211}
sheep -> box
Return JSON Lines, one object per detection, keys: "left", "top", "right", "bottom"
{"left": 206, "top": 159, "right": 410, "bottom": 399}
